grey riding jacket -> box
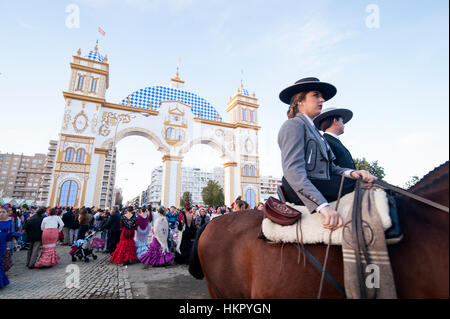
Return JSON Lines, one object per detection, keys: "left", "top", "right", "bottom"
{"left": 278, "top": 113, "right": 348, "bottom": 212}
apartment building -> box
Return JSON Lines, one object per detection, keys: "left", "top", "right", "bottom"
{"left": 144, "top": 166, "right": 224, "bottom": 207}
{"left": 0, "top": 152, "right": 47, "bottom": 203}
{"left": 259, "top": 175, "right": 282, "bottom": 201}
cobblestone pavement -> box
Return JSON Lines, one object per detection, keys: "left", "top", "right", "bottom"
{"left": 0, "top": 245, "right": 132, "bottom": 299}
{"left": 0, "top": 244, "right": 210, "bottom": 299}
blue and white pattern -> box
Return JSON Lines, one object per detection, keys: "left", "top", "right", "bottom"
{"left": 85, "top": 50, "right": 104, "bottom": 62}
{"left": 121, "top": 86, "right": 223, "bottom": 121}
{"left": 240, "top": 88, "right": 249, "bottom": 96}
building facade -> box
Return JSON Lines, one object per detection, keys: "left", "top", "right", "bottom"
{"left": 0, "top": 152, "right": 47, "bottom": 204}
{"left": 259, "top": 175, "right": 282, "bottom": 202}
{"left": 48, "top": 44, "right": 261, "bottom": 209}
{"left": 145, "top": 166, "right": 224, "bottom": 207}
{"left": 36, "top": 140, "right": 58, "bottom": 205}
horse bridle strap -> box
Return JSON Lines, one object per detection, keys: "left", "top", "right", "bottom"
{"left": 372, "top": 180, "right": 449, "bottom": 213}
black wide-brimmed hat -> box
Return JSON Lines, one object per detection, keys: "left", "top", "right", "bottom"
{"left": 279, "top": 77, "right": 337, "bottom": 104}
{"left": 313, "top": 107, "right": 353, "bottom": 129}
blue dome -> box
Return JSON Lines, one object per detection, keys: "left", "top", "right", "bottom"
{"left": 85, "top": 50, "right": 104, "bottom": 62}
{"left": 121, "top": 86, "right": 223, "bottom": 121}
{"left": 240, "top": 88, "right": 250, "bottom": 96}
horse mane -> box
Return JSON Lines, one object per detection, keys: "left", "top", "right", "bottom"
{"left": 409, "top": 161, "right": 449, "bottom": 193}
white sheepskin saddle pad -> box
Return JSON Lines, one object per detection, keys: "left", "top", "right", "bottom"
{"left": 261, "top": 189, "right": 391, "bottom": 245}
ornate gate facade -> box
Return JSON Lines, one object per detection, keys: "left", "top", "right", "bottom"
{"left": 48, "top": 45, "right": 261, "bottom": 208}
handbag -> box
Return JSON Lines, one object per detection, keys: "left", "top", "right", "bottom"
{"left": 264, "top": 196, "right": 302, "bottom": 226}
{"left": 90, "top": 238, "right": 105, "bottom": 249}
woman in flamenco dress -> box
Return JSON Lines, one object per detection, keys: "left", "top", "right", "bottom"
{"left": 135, "top": 207, "right": 152, "bottom": 259}
{"left": 0, "top": 206, "right": 20, "bottom": 289}
{"left": 139, "top": 206, "right": 174, "bottom": 267}
{"left": 110, "top": 206, "right": 138, "bottom": 265}
{"left": 174, "top": 203, "right": 197, "bottom": 264}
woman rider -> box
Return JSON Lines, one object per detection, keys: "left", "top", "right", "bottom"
{"left": 277, "top": 77, "right": 376, "bottom": 230}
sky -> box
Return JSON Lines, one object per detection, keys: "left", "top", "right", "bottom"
{"left": 0, "top": 0, "right": 448, "bottom": 202}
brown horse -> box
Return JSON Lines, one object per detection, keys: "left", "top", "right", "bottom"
{"left": 189, "top": 161, "right": 449, "bottom": 298}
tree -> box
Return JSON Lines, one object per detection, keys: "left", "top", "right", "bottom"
{"left": 202, "top": 180, "right": 224, "bottom": 207}
{"left": 180, "top": 191, "right": 192, "bottom": 208}
{"left": 404, "top": 175, "right": 420, "bottom": 189}
{"left": 353, "top": 157, "right": 386, "bottom": 180}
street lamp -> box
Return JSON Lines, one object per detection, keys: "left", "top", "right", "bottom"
{"left": 105, "top": 111, "right": 150, "bottom": 209}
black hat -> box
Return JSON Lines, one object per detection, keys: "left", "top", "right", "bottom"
{"left": 279, "top": 77, "right": 337, "bottom": 104}
{"left": 313, "top": 107, "right": 353, "bottom": 130}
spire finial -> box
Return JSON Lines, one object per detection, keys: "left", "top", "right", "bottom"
{"left": 94, "top": 39, "right": 98, "bottom": 51}
{"left": 240, "top": 69, "right": 244, "bottom": 89}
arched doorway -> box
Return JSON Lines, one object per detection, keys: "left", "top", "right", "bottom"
{"left": 245, "top": 188, "right": 256, "bottom": 209}
{"left": 58, "top": 180, "right": 79, "bottom": 207}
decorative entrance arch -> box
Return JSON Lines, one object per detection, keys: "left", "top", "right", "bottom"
{"left": 48, "top": 45, "right": 262, "bottom": 208}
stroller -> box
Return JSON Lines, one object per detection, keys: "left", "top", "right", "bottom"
{"left": 69, "top": 231, "right": 98, "bottom": 263}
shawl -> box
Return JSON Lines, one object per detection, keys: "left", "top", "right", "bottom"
{"left": 137, "top": 214, "right": 149, "bottom": 230}
{"left": 154, "top": 215, "right": 169, "bottom": 253}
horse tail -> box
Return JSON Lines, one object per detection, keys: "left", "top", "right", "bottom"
{"left": 188, "top": 223, "right": 208, "bottom": 280}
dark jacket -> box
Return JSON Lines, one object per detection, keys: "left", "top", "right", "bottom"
{"left": 323, "top": 133, "right": 356, "bottom": 170}
{"left": 96, "top": 215, "right": 108, "bottom": 231}
{"left": 310, "top": 133, "right": 356, "bottom": 201}
{"left": 62, "top": 211, "right": 74, "bottom": 228}
{"left": 24, "top": 214, "right": 44, "bottom": 242}
{"left": 101, "top": 212, "right": 120, "bottom": 233}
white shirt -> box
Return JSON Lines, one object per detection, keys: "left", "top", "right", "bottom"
{"left": 323, "top": 131, "right": 340, "bottom": 140}
{"left": 41, "top": 215, "right": 64, "bottom": 231}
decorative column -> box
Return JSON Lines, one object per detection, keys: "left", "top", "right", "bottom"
{"left": 223, "top": 161, "right": 238, "bottom": 205}
{"left": 92, "top": 148, "right": 109, "bottom": 208}
{"left": 160, "top": 155, "right": 183, "bottom": 208}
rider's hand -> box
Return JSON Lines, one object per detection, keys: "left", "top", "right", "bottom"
{"left": 318, "top": 206, "right": 343, "bottom": 230}
{"left": 350, "top": 170, "right": 377, "bottom": 183}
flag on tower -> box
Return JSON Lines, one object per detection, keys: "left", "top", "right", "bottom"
{"left": 98, "top": 27, "right": 105, "bottom": 36}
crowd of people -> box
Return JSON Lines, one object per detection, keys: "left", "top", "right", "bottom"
{"left": 0, "top": 197, "right": 263, "bottom": 289}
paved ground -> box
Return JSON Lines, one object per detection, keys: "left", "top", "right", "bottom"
{"left": 126, "top": 262, "right": 210, "bottom": 299}
{"left": 0, "top": 244, "right": 210, "bottom": 299}
{"left": 0, "top": 245, "right": 132, "bottom": 299}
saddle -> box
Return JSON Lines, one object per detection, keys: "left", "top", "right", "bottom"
{"left": 263, "top": 183, "right": 398, "bottom": 299}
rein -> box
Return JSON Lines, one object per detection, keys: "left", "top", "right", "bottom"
{"left": 317, "top": 173, "right": 345, "bottom": 299}
{"left": 372, "top": 179, "right": 449, "bottom": 213}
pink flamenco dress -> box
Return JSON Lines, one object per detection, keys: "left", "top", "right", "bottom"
{"left": 139, "top": 216, "right": 174, "bottom": 266}
{"left": 110, "top": 214, "right": 138, "bottom": 265}
{"left": 34, "top": 216, "right": 63, "bottom": 268}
